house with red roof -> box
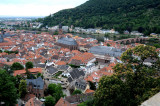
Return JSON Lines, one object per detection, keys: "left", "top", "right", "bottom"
{"left": 69, "top": 52, "right": 95, "bottom": 66}
{"left": 13, "top": 68, "right": 42, "bottom": 77}
{"left": 55, "top": 92, "right": 94, "bottom": 106}
{"left": 55, "top": 61, "right": 66, "bottom": 66}
{"left": 85, "top": 64, "right": 115, "bottom": 83}
{"left": 13, "top": 69, "right": 26, "bottom": 76}
{"left": 25, "top": 97, "right": 44, "bottom": 106}
{"left": 85, "top": 89, "right": 95, "bottom": 94}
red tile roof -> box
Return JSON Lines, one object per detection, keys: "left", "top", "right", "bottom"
{"left": 23, "top": 93, "right": 36, "bottom": 101}
{"left": 25, "top": 97, "right": 43, "bottom": 106}
{"left": 13, "top": 69, "right": 26, "bottom": 76}
{"left": 56, "top": 61, "right": 66, "bottom": 65}
{"left": 72, "top": 50, "right": 81, "bottom": 54}
{"left": 55, "top": 97, "right": 77, "bottom": 106}
{"left": 85, "top": 89, "right": 95, "bottom": 93}
{"left": 13, "top": 68, "right": 42, "bottom": 76}
{"left": 85, "top": 64, "right": 114, "bottom": 82}
{"left": 28, "top": 68, "right": 42, "bottom": 74}
{"left": 69, "top": 52, "right": 95, "bottom": 64}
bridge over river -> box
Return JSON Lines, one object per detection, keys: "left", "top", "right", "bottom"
{"left": 114, "top": 37, "right": 150, "bottom": 44}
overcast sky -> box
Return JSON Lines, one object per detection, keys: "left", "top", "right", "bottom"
{"left": 0, "top": 0, "right": 88, "bottom": 17}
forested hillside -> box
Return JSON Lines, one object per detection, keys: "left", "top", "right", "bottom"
{"left": 41, "top": 0, "right": 160, "bottom": 34}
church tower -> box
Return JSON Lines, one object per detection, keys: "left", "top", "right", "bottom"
{"left": 58, "top": 24, "right": 63, "bottom": 35}
{"left": 0, "top": 29, "right": 5, "bottom": 42}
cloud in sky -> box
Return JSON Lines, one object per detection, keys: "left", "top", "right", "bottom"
{"left": 0, "top": 0, "right": 88, "bottom": 16}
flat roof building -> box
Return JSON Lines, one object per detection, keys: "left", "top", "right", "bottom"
{"left": 89, "top": 46, "right": 123, "bottom": 57}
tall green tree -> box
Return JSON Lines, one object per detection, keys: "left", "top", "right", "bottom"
{"left": 15, "top": 75, "right": 23, "bottom": 90}
{"left": 47, "top": 84, "right": 64, "bottom": 101}
{"left": 94, "top": 75, "right": 128, "bottom": 106}
{"left": 3, "top": 64, "right": 13, "bottom": 74}
{"left": 25, "top": 61, "right": 34, "bottom": 69}
{"left": 78, "top": 100, "right": 94, "bottom": 106}
{"left": 53, "top": 31, "right": 59, "bottom": 35}
{"left": 37, "top": 72, "right": 43, "bottom": 79}
{"left": 72, "top": 89, "right": 82, "bottom": 95}
{"left": 25, "top": 68, "right": 35, "bottom": 79}
{"left": 107, "top": 43, "right": 111, "bottom": 46}
{"left": 11, "top": 62, "right": 24, "bottom": 71}
{"left": 48, "top": 83, "right": 57, "bottom": 95}
{"left": 88, "top": 81, "right": 96, "bottom": 90}
{"left": 19, "top": 80, "right": 27, "bottom": 98}
{"left": 0, "top": 70, "right": 19, "bottom": 106}
{"left": 45, "top": 96, "right": 56, "bottom": 106}
{"left": 94, "top": 45, "right": 160, "bottom": 106}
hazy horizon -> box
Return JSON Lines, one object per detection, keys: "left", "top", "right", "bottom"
{"left": 0, "top": 0, "right": 88, "bottom": 17}
{"left": 0, "top": 15, "right": 45, "bottom": 18}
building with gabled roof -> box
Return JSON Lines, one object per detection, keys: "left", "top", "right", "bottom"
{"left": 69, "top": 52, "right": 95, "bottom": 66}
{"left": 85, "top": 64, "right": 114, "bottom": 83}
{"left": 67, "top": 68, "right": 85, "bottom": 83}
{"left": 25, "top": 97, "right": 44, "bottom": 106}
{"left": 55, "top": 92, "right": 94, "bottom": 106}
{"left": 26, "top": 77, "right": 46, "bottom": 98}
{"left": 74, "top": 78, "right": 90, "bottom": 93}
{"left": 45, "top": 66, "right": 58, "bottom": 75}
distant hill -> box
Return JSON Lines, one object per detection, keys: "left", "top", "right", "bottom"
{"left": 40, "top": 0, "right": 160, "bottom": 34}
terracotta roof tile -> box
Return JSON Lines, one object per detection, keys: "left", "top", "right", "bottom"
{"left": 69, "top": 52, "right": 95, "bottom": 64}
{"left": 85, "top": 89, "right": 95, "bottom": 93}
{"left": 25, "top": 97, "right": 43, "bottom": 106}
{"left": 56, "top": 61, "right": 66, "bottom": 65}
{"left": 28, "top": 68, "right": 42, "bottom": 73}
{"left": 13, "top": 69, "right": 26, "bottom": 76}
{"left": 55, "top": 97, "right": 77, "bottom": 106}
{"left": 85, "top": 65, "right": 114, "bottom": 82}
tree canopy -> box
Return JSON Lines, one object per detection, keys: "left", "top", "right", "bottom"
{"left": 40, "top": 0, "right": 160, "bottom": 35}
{"left": 3, "top": 64, "right": 13, "bottom": 74}
{"left": 53, "top": 31, "right": 59, "bottom": 35}
{"left": 94, "top": 45, "right": 160, "bottom": 106}
{"left": 11, "top": 62, "right": 24, "bottom": 71}
{"left": 45, "top": 96, "right": 56, "bottom": 106}
{"left": 47, "top": 84, "right": 64, "bottom": 102}
{"left": 19, "top": 80, "right": 27, "bottom": 98}
{"left": 25, "top": 61, "right": 34, "bottom": 69}
{"left": 145, "top": 38, "right": 160, "bottom": 49}
{"left": 88, "top": 81, "right": 96, "bottom": 90}
{"left": 0, "top": 70, "right": 19, "bottom": 106}
{"left": 72, "top": 89, "right": 82, "bottom": 95}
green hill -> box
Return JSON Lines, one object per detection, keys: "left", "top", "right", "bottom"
{"left": 41, "top": 0, "right": 160, "bottom": 34}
